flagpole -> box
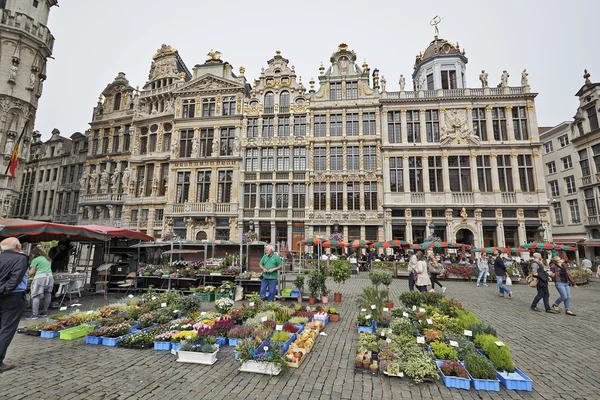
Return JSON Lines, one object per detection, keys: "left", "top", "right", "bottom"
{"left": 5, "top": 118, "right": 29, "bottom": 176}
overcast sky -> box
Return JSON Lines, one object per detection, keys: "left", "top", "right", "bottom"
{"left": 35, "top": 0, "right": 600, "bottom": 139}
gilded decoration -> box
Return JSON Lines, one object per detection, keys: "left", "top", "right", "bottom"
{"left": 153, "top": 44, "right": 177, "bottom": 60}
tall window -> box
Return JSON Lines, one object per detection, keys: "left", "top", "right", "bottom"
{"left": 364, "top": 146, "right": 377, "bottom": 170}
{"left": 314, "top": 183, "right": 326, "bottom": 210}
{"left": 347, "top": 182, "right": 360, "bottom": 210}
{"left": 347, "top": 146, "right": 359, "bottom": 171}
{"left": 330, "top": 182, "right": 343, "bottom": 210}
{"left": 163, "top": 130, "right": 171, "bottom": 153}
{"left": 102, "top": 130, "right": 109, "bottom": 153}
{"left": 512, "top": 107, "right": 528, "bottom": 140}
{"left": 544, "top": 141, "right": 553, "bottom": 153}
{"left": 179, "top": 129, "right": 194, "bottom": 158}
{"left": 143, "top": 166, "right": 153, "bottom": 197}
{"left": 275, "top": 184, "right": 288, "bottom": 208}
{"left": 112, "top": 134, "right": 120, "bottom": 153}
{"left": 175, "top": 172, "right": 190, "bottom": 203}
{"left": 200, "top": 128, "right": 213, "bottom": 157}
{"left": 553, "top": 202, "right": 563, "bottom": 225}
{"left": 346, "top": 114, "right": 359, "bottom": 136}
{"left": 69, "top": 166, "right": 75, "bottom": 183}
{"left": 247, "top": 118, "right": 258, "bottom": 138}
{"left": 390, "top": 157, "right": 404, "bottom": 192}
{"left": 448, "top": 156, "right": 471, "bottom": 192}
{"left": 388, "top": 111, "right": 401, "bottom": 143}
{"left": 261, "top": 148, "right": 274, "bottom": 171}
{"left": 48, "top": 191, "right": 54, "bottom": 215}
{"left": 259, "top": 185, "right": 272, "bottom": 208}
{"left": 92, "top": 137, "right": 99, "bottom": 155}
{"left": 593, "top": 144, "right": 600, "bottom": 173}
{"left": 314, "top": 148, "right": 326, "bottom": 171}
{"left": 363, "top": 112, "right": 376, "bottom": 136}
{"left": 159, "top": 163, "right": 168, "bottom": 196}
{"left": 579, "top": 149, "right": 591, "bottom": 177}
{"left": 64, "top": 193, "right": 71, "bottom": 215}
{"left": 245, "top": 148, "right": 259, "bottom": 171}
{"left": 547, "top": 161, "right": 556, "bottom": 175}
{"left": 517, "top": 154, "right": 535, "bottom": 192}
{"left": 264, "top": 92, "right": 274, "bottom": 114}
{"left": 278, "top": 116, "right": 290, "bottom": 137}
{"left": 220, "top": 127, "right": 235, "bottom": 156}
{"left": 148, "top": 132, "right": 157, "bottom": 153}
{"left": 217, "top": 170, "right": 232, "bottom": 203}
{"left": 314, "top": 115, "right": 326, "bottom": 137}
{"left": 440, "top": 70, "right": 457, "bottom": 89}
{"left": 492, "top": 108, "right": 508, "bottom": 141}
{"left": 346, "top": 82, "right": 358, "bottom": 99}
{"left": 549, "top": 180, "right": 560, "bottom": 197}
{"left": 182, "top": 99, "right": 195, "bottom": 118}
{"left": 407, "top": 111, "right": 420, "bottom": 143}
{"left": 477, "top": 155, "right": 492, "bottom": 192}
{"left": 136, "top": 167, "right": 145, "bottom": 196}
{"left": 567, "top": 199, "right": 581, "bottom": 224}
{"left": 222, "top": 96, "right": 236, "bottom": 116}
{"left": 408, "top": 157, "right": 423, "bottom": 192}
{"left": 497, "top": 155, "right": 514, "bottom": 192}
{"left": 279, "top": 92, "right": 290, "bottom": 114}
{"left": 276, "top": 148, "right": 290, "bottom": 171}
{"left": 562, "top": 155, "right": 573, "bottom": 170}
{"left": 426, "top": 73, "right": 434, "bottom": 90}
{"left": 364, "top": 182, "right": 377, "bottom": 211}
{"left": 330, "top": 82, "right": 342, "bottom": 100}
{"left": 472, "top": 108, "right": 488, "bottom": 141}
{"left": 56, "top": 193, "right": 63, "bottom": 216}
{"left": 244, "top": 183, "right": 257, "bottom": 208}
{"left": 292, "top": 183, "right": 305, "bottom": 208}
{"left": 293, "top": 148, "right": 306, "bottom": 171}
{"left": 196, "top": 171, "right": 211, "bottom": 202}
{"left": 123, "top": 127, "right": 131, "bottom": 151}
{"left": 558, "top": 134, "right": 570, "bottom": 148}
{"left": 428, "top": 156, "right": 444, "bottom": 192}
{"left": 202, "top": 98, "right": 216, "bottom": 117}
{"left": 294, "top": 116, "right": 306, "bottom": 136}
{"left": 330, "top": 114, "right": 342, "bottom": 136}
{"left": 330, "top": 147, "right": 343, "bottom": 171}
{"left": 587, "top": 107, "right": 599, "bottom": 131}
{"left": 61, "top": 167, "right": 67, "bottom": 184}
{"left": 262, "top": 117, "right": 274, "bottom": 138}
{"left": 585, "top": 188, "right": 597, "bottom": 217}
{"left": 425, "top": 110, "right": 439, "bottom": 142}
{"left": 140, "top": 128, "right": 148, "bottom": 155}
{"left": 565, "top": 175, "right": 576, "bottom": 194}
{"left": 113, "top": 93, "right": 121, "bottom": 111}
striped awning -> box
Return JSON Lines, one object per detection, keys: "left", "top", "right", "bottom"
{"left": 0, "top": 218, "right": 109, "bottom": 243}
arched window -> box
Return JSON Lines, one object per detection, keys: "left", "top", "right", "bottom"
{"left": 264, "top": 92, "right": 274, "bottom": 114}
{"left": 113, "top": 93, "right": 122, "bottom": 111}
{"left": 202, "top": 98, "right": 216, "bottom": 117}
{"left": 182, "top": 99, "right": 195, "bottom": 118}
{"left": 279, "top": 91, "right": 290, "bottom": 113}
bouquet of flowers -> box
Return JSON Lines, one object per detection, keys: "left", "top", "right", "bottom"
{"left": 214, "top": 297, "right": 235, "bottom": 314}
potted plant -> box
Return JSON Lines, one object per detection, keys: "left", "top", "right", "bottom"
{"left": 380, "top": 270, "right": 393, "bottom": 309}
{"left": 327, "top": 307, "right": 340, "bottom": 322}
{"left": 464, "top": 352, "right": 500, "bottom": 391}
{"left": 320, "top": 274, "right": 329, "bottom": 304}
{"left": 307, "top": 273, "right": 320, "bottom": 305}
{"left": 177, "top": 337, "right": 219, "bottom": 365}
{"left": 237, "top": 339, "right": 288, "bottom": 375}
{"left": 214, "top": 297, "right": 235, "bottom": 314}
{"left": 330, "top": 260, "right": 351, "bottom": 302}
{"left": 437, "top": 360, "right": 471, "bottom": 390}
{"left": 293, "top": 275, "right": 305, "bottom": 303}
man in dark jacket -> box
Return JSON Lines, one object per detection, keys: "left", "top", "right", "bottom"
{"left": 0, "top": 237, "right": 29, "bottom": 373}
{"left": 492, "top": 248, "right": 513, "bottom": 298}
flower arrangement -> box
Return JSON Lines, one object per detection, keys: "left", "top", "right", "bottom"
{"left": 252, "top": 325, "right": 273, "bottom": 341}
{"left": 329, "top": 232, "right": 344, "bottom": 242}
{"left": 155, "top": 330, "right": 180, "bottom": 342}
{"left": 217, "top": 281, "right": 236, "bottom": 294}
{"left": 197, "top": 285, "right": 216, "bottom": 293}
{"left": 227, "top": 308, "right": 244, "bottom": 324}
{"left": 242, "top": 230, "right": 258, "bottom": 244}
{"left": 119, "top": 332, "right": 154, "bottom": 349}
{"left": 171, "top": 330, "right": 198, "bottom": 343}
{"left": 439, "top": 360, "right": 469, "bottom": 379}
{"left": 271, "top": 331, "right": 291, "bottom": 343}
{"left": 228, "top": 325, "right": 254, "bottom": 339}
{"left": 89, "top": 323, "right": 131, "bottom": 338}
{"left": 214, "top": 297, "right": 235, "bottom": 314}
{"left": 196, "top": 326, "right": 217, "bottom": 341}
{"left": 439, "top": 264, "right": 478, "bottom": 280}
{"left": 213, "top": 317, "right": 235, "bottom": 337}
{"left": 179, "top": 338, "right": 218, "bottom": 354}
{"left": 282, "top": 324, "right": 299, "bottom": 334}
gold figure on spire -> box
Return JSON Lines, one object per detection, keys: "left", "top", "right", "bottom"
{"left": 430, "top": 15, "right": 442, "bottom": 39}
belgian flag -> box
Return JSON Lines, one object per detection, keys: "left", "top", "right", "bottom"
{"left": 5, "top": 118, "right": 29, "bottom": 179}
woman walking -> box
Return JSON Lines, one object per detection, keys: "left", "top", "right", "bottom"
{"left": 414, "top": 253, "right": 431, "bottom": 292}
{"left": 476, "top": 254, "right": 489, "bottom": 287}
{"left": 551, "top": 257, "right": 578, "bottom": 316}
{"left": 427, "top": 254, "right": 446, "bottom": 293}
{"left": 25, "top": 246, "right": 54, "bottom": 319}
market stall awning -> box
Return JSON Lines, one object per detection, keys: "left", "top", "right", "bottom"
{"left": 582, "top": 240, "right": 600, "bottom": 247}
{"left": 553, "top": 238, "right": 584, "bottom": 244}
{"left": 0, "top": 218, "right": 109, "bottom": 243}
{"left": 81, "top": 225, "right": 154, "bottom": 241}
{"left": 162, "top": 249, "right": 206, "bottom": 254}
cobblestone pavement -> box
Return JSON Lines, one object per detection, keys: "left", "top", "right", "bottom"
{"left": 1, "top": 277, "right": 599, "bottom": 400}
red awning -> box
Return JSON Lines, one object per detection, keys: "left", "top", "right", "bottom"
{"left": 582, "top": 241, "right": 600, "bottom": 247}
{"left": 81, "top": 225, "right": 154, "bottom": 242}
{"left": 0, "top": 218, "right": 109, "bottom": 242}
{"left": 553, "top": 238, "right": 584, "bottom": 244}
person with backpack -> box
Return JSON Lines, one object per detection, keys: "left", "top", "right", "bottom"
{"left": 427, "top": 253, "right": 446, "bottom": 293}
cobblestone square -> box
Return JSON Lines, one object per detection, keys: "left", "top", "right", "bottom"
{"left": 1, "top": 277, "right": 599, "bottom": 400}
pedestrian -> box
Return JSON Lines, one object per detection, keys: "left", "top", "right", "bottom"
{"left": 0, "top": 237, "right": 29, "bottom": 373}
{"left": 427, "top": 254, "right": 446, "bottom": 293}
{"left": 407, "top": 250, "right": 418, "bottom": 291}
{"left": 48, "top": 240, "right": 70, "bottom": 272}
{"left": 581, "top": 257, "right": 592, "bottom": 270}
{"left": 476, "top": 254, "right": 489, "bottom": 287}
{"left": 259, "top": 245, "right": 282, "bottom": 302}
{"left": 551, "top": 257, "right": 578, "bottom": 316}
{"left": 493, "top": 249, "right": 513, "bottom": 298}
{"left": 26, "top": 245, "right": 55, "bottom": 320}
{"left": 414, "top": 253, "right": 431, "bottom": 292}
{"left": 531, "top": 253, "right": 560, "bottom": 314}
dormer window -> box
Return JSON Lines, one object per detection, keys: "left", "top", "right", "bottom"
{"left": 114, "top": 93, "right": 122, "bottom": 111}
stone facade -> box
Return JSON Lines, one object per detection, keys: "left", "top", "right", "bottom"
{"left": 542, "top": 71, "right": 600, "bottom": 259}
{"left": 0, "top": 0, "right": 57, "bottom": 216}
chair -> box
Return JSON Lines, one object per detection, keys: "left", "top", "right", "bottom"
{"left": 96, "top": 269, "right": 111, "bottom": 300}
{"left": 117, "top": 272, "right": 137, "bottom": 297}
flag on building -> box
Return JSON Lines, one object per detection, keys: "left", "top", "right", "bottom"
{"left": 5, "top": 119, "right": 28, "bottom": 179}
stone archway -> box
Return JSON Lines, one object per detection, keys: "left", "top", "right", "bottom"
{"left": 455, "top": 227, "right": 475, "bottom": 247}
{"left": 195, "top": 231, "right": 207, "bottom": 241}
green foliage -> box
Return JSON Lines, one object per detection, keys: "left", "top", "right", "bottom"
{"left": 274, "top": 307, "right": 294, "bottom": 324}
{"left": 391, "top": 317, "right": 416, "bottom": 337}
{"left": 400, "top": 345, "right": 439, "bottom": 383}
{"left": 468, "top": 321, "right": 497, "bottom": 337}
{"left": 474, "top": 334, "right": 515, "bottom": 373}
{"left": 307, "top": 272, "right": 321, "bottom": 298}
{"left": 442, "top": 332, "right": 477, "bottom": 361}
{"left": 330, "top": 260, "right": 351, "bottom": 291}
{"left": 356, "top": 313, "right": 373, "bottom": 328}
{"left": 439, "top": 360, "right": 469, "bottom": 379}
{"left": 464, "top": 352, "right": 497, "bottom": 380}
{"left": 289, "top": 316, "right": 308, "bottom": 325}
{"left": 271, "top": 331, "right": 291, "bottom": 342}
{"left": 356, "top": 286, "right": 387, "bottom": 318}
{"left": 369, "top": 269, "right": 393, "bottom": 288}
{"left": 454, "top": 309, "right": 479, "bottom": 330}
{"left": 429, "top": 341, "right": 458, "bottom": 360}
{"left": 293, "top": 275, "right": 305, "bottom": 292}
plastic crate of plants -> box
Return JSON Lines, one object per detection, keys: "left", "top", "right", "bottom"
{"left": 60, "top": 324, "right": 94, "bottom": 340}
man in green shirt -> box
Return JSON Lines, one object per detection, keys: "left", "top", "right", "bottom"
{"left": 259, "top": 245, "right": 282, "bottom": 301}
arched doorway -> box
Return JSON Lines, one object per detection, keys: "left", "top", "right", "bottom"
{"left": 196, "top": 231, "right": 207, "bottom": 241}
{"left": 455, "top": 228, "right": 474, "bottom": 246}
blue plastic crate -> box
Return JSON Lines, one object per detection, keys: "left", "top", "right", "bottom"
{"left": 427, "top": 345, "right": 436, "bottom": 359}
{"left": 290, "top": 289, "right": 300, "bottom": 297}
{"left": 153, "top": 341, "right": 171, "bottom": 351}
{"left": 40, "top": 330, "right": 60, "bottom": 339}
{"left": 102, "top": 337, "right": 120, "bottom": 347}
{"left": 471, "top": 377, "right": 500, "bottom": 392}
{"left": 497, "top": 368, "right": 532, "bottom": 391}
{"left": 357, "top": 325, "right": 374, "bottom": 334}
{"left": 292, "top": 324, "right": 305, "bottom": 333}
{"left": 171, "top": 343, "right": 181, "bottom": 351}
{"left": 216, "top": 337, "right": 227, "bottom": 347}
{"left": 436, "top": 361, "right": 471, "bottom": 390}
{"left": 228, "top": 338, "right": 242, "bottom": 347}
{"left": 85, "top": 336, "right": 102, "bottom": 345}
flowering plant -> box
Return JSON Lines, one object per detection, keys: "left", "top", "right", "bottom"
{"left": 217, "top": 281, "right": 236, "bottom": 294}
{"left": 155, "top": 330, "right": 180, "bottom": 341}
{"left": 228, "top": 325, "right": 254, "bottom": 339}
{"left": 214, "top": 297, "right": 235, "bottom": 314}
{"left": 197, "top": 285, "right": 216, "bottom": 293}
{"left": 171, "top": 330, "right": 198, "bottom": 343}
{"left": 179, "top": 339, "right": 218, "bottom": 353}
{"left": 329, "top": 232, "right": 344, "bottom": 242}
{"left": 439, "top": 360, "right": 469, "bottom": 379}
{"left": 213, "top": 317, "right": 235, "bottom": 337}
{"left": 425, "top": 235, "right": 442, "bottom": 243}
{"left": 242, "top": 230, "right": 258, "bottom": 244}
{"left": 196, "top": 326, "right": 217, "bottom": 340}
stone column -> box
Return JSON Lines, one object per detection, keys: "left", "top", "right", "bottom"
{"left": 402, "top": 156, "right": 410, "bottom": 193}
{"left": 257, "top": 117, "right": 263, "bottom": 139}
{"left": 432, "top": 61, "right": 441, "bottom": 90}
{"left": 375, "top": 110, "right": 381, "bottom": 137}
{"left": 517, "top": 209, "right": 526, "bottom": 246}
{"left": 209, "top": 166, "right": 218, "bottom": 202}
{"left": 213, "top": 127, "right": 221, "bottom": 157}
{"left": 511, "top": 154, "right": 522, "bottom": 192}
{"left": 422, "top": 156, "right": 430, "bottom": 192}
{"left": 383, "top": 156, "right": 391, "bottom": 193}
{"left": 343, "top": 179, "right": 348, "bottom": 211}
{"left": 505, "top": 106, "right": 515, "bottom": 141}
{"left": 405, "top": 209, "right": 413, "bottom": 242}
{"left": 490, "top": 155, "right": 500, "bottom": 192}
{"left": 325, "top": 179, "right": 331, "bottom": 211}
{"left": 188, "top": 168, "right": 196, "bottom": 202}
{"left": 496, "top": 209, "right": 505, "bottom": 247}
{"left": 527, "top": 104, "right": 539, "bottom": 141}
{"left": 273, "top": 116, "right": 279, "bottom": 138}
{"left": 358, "top": 111, "right": 364, "bottom": 137}
{"left": 466, "top": 107, "right": 474, "bottom": 133}
{"left": 441, "top": 155, "right": 451, "bottom": 193}
{"left": 231, "top": 165, "right": 240, "bottom": 206}
{"left": 117, "top": 126, "right": 124, "bottom": 152}
{"left": 419, "top": 109, "right": 427, "bottom": 143}
{"left": 271, "top": 222, "right": 276, "bottom": 245}
{"left": 485, "top": 106, "right": 494, "bottom": 142}
{"left": 400, "top": 110, "right": 408, "bottom": 143}
{"left": 325, "top": 111, "right": 331, "bottom": 137}
{"left": 289, "top": 115, "right": 295, "bottom": 137}
{"left": 287, "top": 222, "right": 293, "bottom": 251}
{"left": 341, "top": 109, "right": 347, "bottom": 137}
{"left": 532, "top": 151, "right": 545, "bottom": 193}
{"left": 470, "top": 154, "right": 480, "bottom": 192}
{"left": 381, "top": 110, "right": 388, "bottom": 144}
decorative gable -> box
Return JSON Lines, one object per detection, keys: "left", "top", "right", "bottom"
{"left": 174, "top": 75, "right": 241, "bottom": 95}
